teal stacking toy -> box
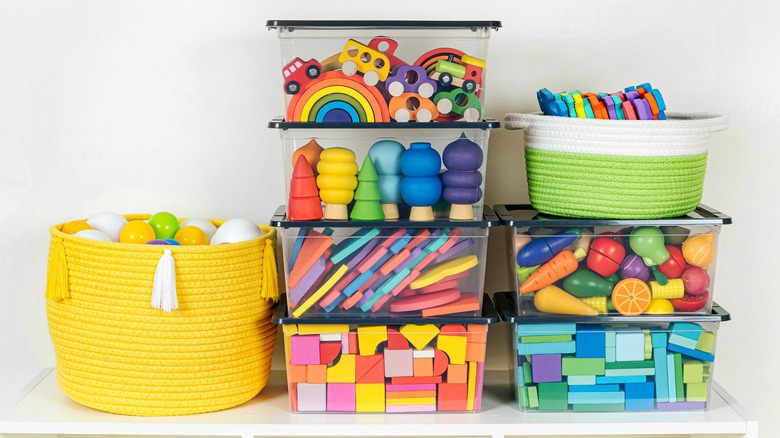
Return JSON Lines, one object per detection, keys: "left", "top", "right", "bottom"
{"left": 367, "top": 140, "right": 405, "bottom": 220}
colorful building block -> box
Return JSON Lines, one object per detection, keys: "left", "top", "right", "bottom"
{"left": 650, "top": 328, "right": 668, "bottom": 348}
{"left": 695, "top": 331, "right": 716, "bottom": 353}
{"left": 437, "top": 334, "right": 468, "bottom": 365}
{"left": 290, "top": 335, "right": 320, "bottom": 365}
{"left": 327, "top": 383, "right": 356, "bottom": 412}
{"left": 384, "top": 348, "right": 414, "bottom": 378}
{"left": 307, "top": 364, "right": 327, "bottom": 384}
{"left": 669, "top": 333, "right": 699, "bottom": 350}
{"left": 562, "top": 357, "right": 606, "bottom": 376}
{"left": 674, "top": 353, "right": 684, "bottom": 400}
{"left": 319, "top": 342, "right": 342, "bottom": 365}
{"left": 568, "top": 390, "right": 625, "bottom": 405}
{"left": 399, "top": 324, "right": 439, "bottom": 350}
{"left": 289, "top": 231, "right": 333, "bottom": 288}
{"left": 290, "top": 257, "right": 327, "bottom": 306}
{"left": 667, "top": 343, "right": 716, "bottom": 362}
{"left": 358, "top": 326, "right": 388, "bottom": 356}
{"left": 516, "top": 323, "right": 577, "bottom": 336}
{"left": 297, "top": 383, "right": 327, "bottom": 412}
{"left": 520, "top": 334, "right": 573, "bottom": 344}
{"left": 447, "top": 363, "right": 468, "bottom": 384}
{"left": 654, "top": 348, "right": 669, "bottom": 402}
{"left": 537, "top": 382, "right": 568, "bottom": 410}
{"left": 615, "top": 329, "right": 645, "bottom": 362}
{"left": 532, "top": 354, "right": 562, "bottom": 383}
{"left": 467, "top": 324, "right": 488, "bottom": 344}
{"left": 293, "top": 264, "right": 348, "bottom": 317}
{"left": 466, "top": 361, "right": 478, "bottom": 410}
{"left": 356, "top": 383, "right": 385, "bottom": 412}
{"left": 686, "top": 382, "right": 708, "bottom": 402}
{"left": 625, "top": 381, "right": 655, "bottom": 411}
{"left": 387, "top": 328, "right": 411, "bottom": 350}
{"left": 575, "top": 325, "right": 606, "bottom": 359}
{"left": 287, "top": 364, "right": 308, "bottom": 384}
{"left": 413, "top": 347, "right": 435, "bottom": 358}
{"left": 438, "top": 383, "right": 468, "bottom": 411}
{"left": 666, "top": 353, "right": 677, "bottom": 402}
{"left": 683, "top": 360, "right": 704, "bottom": 384}
{"left": 568, "top": 375, "right": 597, "bottom": 385}
{"left": 355, "top": 354, "right": 385, "bottom": 384}
{"left": 465, "top": 341, "right": 486, "bottom": 363}
{"left": 327, "top": 354, "right": 356, "bottom": 383}
{"left": 517, "top": 340, "right": 576, "bottom": 356}
{"left": 669, "top": 322, "right": 703, "bottom": 340}
{"left": 413, "top": 357, "right": 434, "bottom": 377}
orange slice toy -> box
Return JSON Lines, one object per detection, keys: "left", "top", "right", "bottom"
{"left": 611, "top": 278, "right": 652, "bottom": 316}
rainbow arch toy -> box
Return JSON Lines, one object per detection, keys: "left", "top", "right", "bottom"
{"left": 286, "top": 71, "right": 391, "bottom": 122}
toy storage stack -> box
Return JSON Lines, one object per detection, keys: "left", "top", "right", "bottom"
{"left": 267, "top": 20, "right": 502, "bottom": 413}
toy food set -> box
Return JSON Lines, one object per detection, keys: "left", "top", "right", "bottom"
{"left": 45, "top": 212, "right": 279, "bottom": 416}
{"left": 271, "top": 206, "right": 498, "bottom": 318}
{"left": 272, "top": 118, "right": 498, "bottom": 222}
{"left": 267, "top": 20, "right": 500, "bottom": 122}
{"left": 495, "top": 292, "right": 730, "bottom": 412}
{"left": 537, "top": 83, "right": 666, "bottom": 120}
{"left": 504, "top": 108, "right": 728, "bottom": 219}
{"left": 494, "top": 204, "right": 731, "bottom": 317}
{"left": 274, "top": 294, "right": 499, "bottom": 412}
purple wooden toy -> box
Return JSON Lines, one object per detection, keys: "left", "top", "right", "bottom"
{"left": 386, "top": 66, "right": 437, "bottom": 99}
{"left": 620, "top": 253, "right": 651, "bottom": 281}
{"left": 442, "top": 133, "right": 483, "bottom": 220}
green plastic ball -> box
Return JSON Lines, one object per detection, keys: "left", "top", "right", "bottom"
{"left": 149, "top": 212, "right": 180, "bottom": 240}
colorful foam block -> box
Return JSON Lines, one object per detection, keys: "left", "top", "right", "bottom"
{"left": 355, "top": 383, "right": 385, "bottom": 412}
{"left": 625, "top": 381, "right": 655, "bottom": 411}
{"left": 517, "top": 340, "right": 576, "bottom": 356}
{"left": 384, "top": 348, "right": 414, "bottom": 378}
{"left": 327, "top": 353, "right": 356, "bottom": 383}
{"left": 290, "top": 335, "right": 320, "bottom": 365}
{"left": 297, "top": 383, "right": 327, "bottom": 412}
{"left": 537, "top": 382, "right": 568, "bottom": 410}
{"left": 356, "top": 354, "right": 385, "bottom": 384}
{"left": 307, "top": 364, "right": 327, "bottom": 384}
{"left": 358, "top": 326, "right": 388, "bottom": 356}
{"left": 437, "top": 334, "right": 468, "bottom": 365}
{"left": 575, "top": 325, "right": 606, "bottom": 359}
{"left": 568, "top": 375, "right": 597, "bottom": 385}
{"left": 327, "top": 383, "right": 356, "bottom": 412}
{"left": 561, "top": 357, "right": 606, "bottom": 376}
{"left": 615, "top": 329, "right": 645, "bottom": 362}
{"left": 517, "top": 323, "right": 577, "bottom": 336}
{"left": 683, "top": 360, "right": 704, "bottom": 384}
{"left": 532, "top": 354, "right": 562, "bottom": 383}
{"left": 695, "top": 331, "right": 716, "bottom": 353}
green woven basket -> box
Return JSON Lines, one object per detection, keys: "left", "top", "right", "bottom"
{"left": 504, "top": 112, "right": 728, "bottom": 219}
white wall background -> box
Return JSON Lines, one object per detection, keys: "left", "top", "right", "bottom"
{"left": 1, "top": 0, "right": 777, "bottom": 434}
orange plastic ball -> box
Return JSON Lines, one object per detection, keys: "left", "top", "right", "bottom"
{"left": 62, "top": 220, "right": 91, "bottom": 235}
{"left": 174, "top": 225, "right": 209, "bottom": 246}
{"left": 119, "top": 220, "right": 156, "bottom": 244}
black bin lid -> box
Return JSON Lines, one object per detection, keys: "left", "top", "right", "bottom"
{"left": 271, "top": 205, "right": 500, "bottom": 229}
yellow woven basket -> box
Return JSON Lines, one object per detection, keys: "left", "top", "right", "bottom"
{"left": 45, "top": 214, "right": 279, "bottom": 416}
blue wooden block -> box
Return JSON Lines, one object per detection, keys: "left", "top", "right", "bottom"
{"left": 576, "top": 325, "right": 606, "bottom": 359}
{"left": 649, "top": 327, "right": 667, "bottom": 348}
{"left": 654, "top": 348, "right": 669, "bottom": 402}
{"left": 668, "top": 333, "right": 698, "bottom": 350}
{"left": 669, "top": 322, "right": 703, "bottom": 340}
{"left": 289, "top": 228, "right": 308, "bottom": 268}
{"left": 667, "top": 343, "right": 715, "bottom": 362}
{"left": 343, "top": 269, "right": 376, "bottom": 297}
{"left": 616, "top": 329, "right": 645, "bottom": 362}
{"left": 568, "top": 391, "right": 625, "bottom": 404}
{"left": 323, "top": 292, "right": 347, "bottom": 313}
{"left": 596, "top": 375, "right": 647, "bottom": 384}
{"left": 388, "top": 233, "right": 412, "bottom": 254}
{"left": 625, "top": 381, "right": 655, "bottom": 411}
{"left": 517, "top": 341, "right": 576, "bottom": 356}
{"left": 666, "top": 353, "right": 677, "bottom": 403}
{"left": 569, "top": 384, "right": 620, "bottom": 393}
{"left": 516, "top": 323, "right": 577, "bottom": 337}
{"left": 330, "top": 228, "right": 381, "bottom": 264}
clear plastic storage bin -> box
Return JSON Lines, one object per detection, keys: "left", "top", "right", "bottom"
{"left": 495, "top": 292, "right": 730, "bottom": 412}
{"left": 274, "top": 294, "right": 499, "bottom": 413}
{"left": 271, "top": 206, "right": 498, "bottom": 318}
{"left": 494, "top": 204, "right": 731, "bottom": 317}
{"left": 267, "top": 21, "right": 500, "bottom": 122}
{"left": 271, "top": 119, "right": 498, "bottom": 222}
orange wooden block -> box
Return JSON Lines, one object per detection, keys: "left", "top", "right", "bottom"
{"left": 307, "top": 364, "right": 327, "bottom": 384}
{"left": 289, "top": 382, "right": 299, "bottom": 411}
{"left": 465, "top": 341, "right": 486, "bottom": 363}
{"left": 387, "top": 328, "right": 410, "bottom": 350}
{"left": 433, "top": 348, "right": 449, "bottom": 376}
{"left": 413, "top": 357, "right": 433, "bottom": 377}
{"left": 386, "top": 390, "right": 436, "bottom": 399}
{"left": 467, "top": 324, "right": 488, "bottom": 343}
{"left": 320, "top": 341, "right": 342, "bottom": 365}
{"left": 422, "top": 294, "right": 480, "bottom": 317}
{"left": 356, "top": 354, "right": 385, "bottom": 384}
{"left": 447, "top": 363, "right": 468, "bottom": 384}
{"left": 289, "top": 231, "right": 333, "bottom": 288}
{"left": 348, "top": 332, "right": 358, "bottom": 354}
{"left": 391, "top": 375, "right": 442, "bottom": 385}
{"left": 437, "top": 383, "right": 468, "bottom": 411}
{"left": 341, "top": 290, "right": 364, "bottom": 310}
{"left": 288, "top": 364, "right": 308, "bottom": 383}
{"left": 380, "top": 248, "right": 411, "bottom": 276}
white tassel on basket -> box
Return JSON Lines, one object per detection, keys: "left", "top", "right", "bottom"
{"left": 151, "top": 249, "right": 178, "bottom": 312}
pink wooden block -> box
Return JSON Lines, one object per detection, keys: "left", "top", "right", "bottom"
{"left": 383, "top": 348, "right": 414, "bottom": 378}
{"left": 386, "top": 383, "right": 437, "bottom": 392}
{"left": 297, "top": 383, "right": 326, "bottom": 412}
{"left": 357, "top": 247, "right": 388, "bottom": 273}
{"left": 380, "top": 228, "right": 409, "bottom": 248}
{"left": 474, "top": 361, "right": 485, "bottom": 411}
{"left": 290, "top": 335, "right": 320, "bottom": 365}
{"left": 370, "top": 292, "right": 393, "bottom": 312}
{"left": 341, "top": 333, "right": 350, "bottom": 354}
{"left": 386, "top": 404, "right": 437, "bottom": 413}
{"left": 326, "top": 383, "right": 356, "bottom": 412}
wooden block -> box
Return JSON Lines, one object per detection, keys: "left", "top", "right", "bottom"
{"left": 666, "top": 353, "right": 677, "bottom": 403}
{"left": 531, "top": 354, "right": 562, "bottom": 383}
{"left": 438, "top": 383, "right": 468, "bottom": 411}
{"left": 327, "top": 354, "right": 356, "bottom": 383}
{"left": 669, "top": 322, "right": 703, "bottom": 340}
{"left": 683, "top": 360, "right": 704, "bottom": 384}
{"left": 355, "top": 383, "right": 385, "bottom": 412}
{"left": 437, "top": 334, "right": 468, "bottom": 365}
{"left": 422, "top": 294, "right": 480, "bottom": 317}
{"left": 467, "top": 324, "right": 488, "bottom": 344}
{"left": 668, "top": 333, "right": 698, "bottom": 350}
{"left": 517, "top": 340, "right": 576, "bottom": 356}
{"left": 433, "top": 348, "right": 449, "bottom": 376}
{"left": 385, "top": 397, "right": 437, "bottom": 406}
{"left": 399, "top": 324, "right": 439, "bottom": 350}
{"left": 326, "top": 383, "right": 356, "bottom": 412}
{"left": 287, "top": 364, "right": 308, "bottom": 384}
{"left": 686, "top": 382, "right": 708, "bottom": 402}
{"left": 413, "top": 357, "right": 433, "bottom": 377}
{"left": 410, "top": 255, "right": 478, "bottom": 289}
{"left": 358, "top": 326, "right": 388, "bottom": 356}
{"left": 519, "top": 334, "right": 572, "bottom": 344}
{"left": 528, "top": 385, "right": 539, "bottom": 409}
{"left": 298, "top": 324, "right": 349, "bottom": 334}
{"left": 667, "top": 343, "right": 715, "bottom": 362}
{"left": 465, "top": 341, "right": 486, "bottom": 363}
{"left": 355, "top": 354, "right": 385, "bottom": 384}
{"left": 616, "top": 331, "right": 645, "bottom": 362}
{"left": 385, "top": 390, "right": 436, "bottom": 399}
{"left": 575, "top": 325, "right": 606, "bottom": 359}
{"left": 387, "top": 328, "right": 410, "bottom": 350}
{"left": 466, "top": 361, "right": 478, "bottom": 410}
{"left": 537, "top": 381, "right": 568, "bottom": 411}
{"left": 386, "top": 383, "right": 436, "bottom": 392}
{"left": 391, "top": 375, "right": 442, "bottom": 385}
{"left": 384, "top": 348, "right": 414, "bottom": 378}
{"left": 292, "top": 264, "right": 348, "bottom": 317}
{"left": 290, "top": 335, "right": 320, "bottom": 365}
{"left": 596, "top": 376, "right": 646, "bottom": 384}
{"left": 289, "top": 231, "right": 333, "bottom": 288}
{"left": 568, "top": 375, "right": 597, "bottom": 385}
{"left": 447, "top": 363, "right": 468, "bottom": 384}
{"left": 320, "top": 342, "right": 342, "bottom": 365}
{"left": 695, "top": 331, "right": 716, "bottom": 353}
{"left": 390, "top": 288, "right": 461, "bottom": 313}
{"left": 674, "top": 353, "right": 684, "bottom": 401}
{"left": 649, "top": 327, "right": 668, "bottom": 348}
{"left": 307, "top": 364, "right": 327, "bottom": 384}
{"left": 561, "top": 357, "right": 606, "bottom": 376}
{"left": 413, "top": 347, "right": 435, "bottom": 358}
{"left": 296, "top": 383, "right": 327, "bottom": 412}
{"left": 320, "top": 333, "right": 342, "bottom": 342}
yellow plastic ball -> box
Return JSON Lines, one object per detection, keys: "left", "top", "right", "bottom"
{"left": 174, "top": 225, "right": 209, "bottom": 245}
{"left": 119, "top": 220, "right": 156, "bottom": 244}
{"left": 645, "top": 298, "right": 675, "bottom": 315}
{"left": 62, "top": 220, "right": 91, "bottom": 235}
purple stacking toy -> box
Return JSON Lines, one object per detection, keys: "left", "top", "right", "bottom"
{"left": 442, "top": 133, "right": 483, "bottom": 220}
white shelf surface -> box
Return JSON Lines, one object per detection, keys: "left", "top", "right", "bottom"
{"left": 0, "top": 369, "right": 758, "bottom": 438}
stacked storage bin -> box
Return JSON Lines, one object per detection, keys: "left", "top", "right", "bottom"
{"left": 493, "top": 203, "right": 733, "bottom": 411}
{"left": 266, "top": 20, "right": 502, "bottom": 413}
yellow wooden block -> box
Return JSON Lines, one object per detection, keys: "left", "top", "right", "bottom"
{"left": 385, "top": 397, "right": 437, "bottom": 406}
{"left": 437, "top": 334, "right": 468, "bottom": 365}
{"left": 466, "top": 361, "right": 477, "bottom": 411}
{"left": 326, "top": 354, "right": 356, "bottom": 383}
{"left": 356, "top": 383, "right": 385, "bottom": 412}
{"left": 399, "top": 324, "right": 440, "bottom": 350}
{"left": 410, "top": 255, "right": 478, "bottom": 289}
{"left": 283, "top": 324, "right": 298, "bottom": 334}
{"left": 293, "top": 265, "right": 348, "bottom": 317}
{"left": 297, "top": 324, "right": 350, "bottom": 334}
{"left": 357, "top": 326, "right": 388, "bottom": 356}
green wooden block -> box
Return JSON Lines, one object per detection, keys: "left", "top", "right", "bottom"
{"left": 562, "top": 358, "right": 606, "bottom": 376}
{"left": 669, "top": 333, "right": 698, "bottom": 350}
{"left": 572, "top": 403, "right": 625, "bottom": 412}
{"left": 703, "top": 363, "right": 712, "bottom": 379}
{"left": 683, "top": 360, "right": 704, "bottom": 384}
{"left": 686, "top": 382, "right": 708, "bottom": 402}
{"left": 520, "top": 334, "right": 573, "bottom": 344}
{"left": 528, "top": 385, "right": 539, "bottom": 408}
{"left": 674, "top": 353, "right": 684, "bottom": 400}
{"left": 605, "top": 360, "right": 655, "bottom": 370}
{"left": 568, "top": 375, "right": 596, "bottom": 385}
{"left": 605, "top": 330, "right": 616, "bottom": 347}
{"left": 696, "top": 331, "right": 716, "bottom": 353}
{"left": 537, "top": 382, "right": 568, "bottom": 411}
{"left": 606, "top": 347, "right": 616, "bottom": 362}
{"left": 644, "top": 330, "right": 653, "bottom": 360}
{"left": 523, "top": 362, "right": 533, "bottom": 384}
{"left": 518, "top": 386, "right": 530, "bottom": 408}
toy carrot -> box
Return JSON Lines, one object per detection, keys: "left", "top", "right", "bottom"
{"left": 534, "top": 285, "right": 599, "bottom": 316}
{"left": 519, "top": 249, "right": 578, "bottom": 294}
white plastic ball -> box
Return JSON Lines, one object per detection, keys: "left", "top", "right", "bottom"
{"left": 74, "top": 229, "right": 113, "bottom": 242}
{"left": 210, "top": 218, "right": 264, "bottom": 245}
{"left": 86, "top": 211, "right": 128, "bottom": 242}
{"left": 181, "top": 218, "right": 218, "bottom": 242}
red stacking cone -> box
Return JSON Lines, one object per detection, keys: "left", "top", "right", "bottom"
{"left": 289, "top": 155, "right": 322, "bottom": 221}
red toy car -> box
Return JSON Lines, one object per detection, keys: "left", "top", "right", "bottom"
{"left": 282, "top": 57, "right": 322, "bottom": 95}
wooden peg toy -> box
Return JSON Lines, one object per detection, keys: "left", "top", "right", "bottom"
{"left": 442, "top": 133, "right": 483, "bottom": 220}
{"left": 367, "top": 140, "right": 405, "bottom": 220}
{"left": 316, "top": 147, "right": 358, "bottom": 220}
{"left": 400, "top": 142, "right": 442, "bottom": 221}
{"left": 350, "top": 156, "right": 385, "bottom": 221}
{"left": 288, "top": 155, "right": 323, "bottom": 221}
